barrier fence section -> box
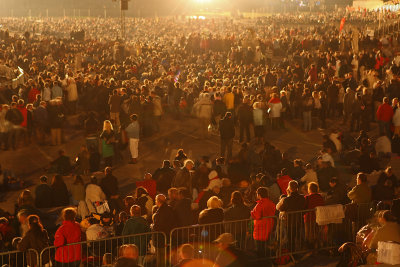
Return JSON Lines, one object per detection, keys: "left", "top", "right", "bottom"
{"left": 278, "top": 202, "right": 375, "bottom": 258}
{"left": 39, "top": 231, "right": 166, "bottom": 267}
{"left": 0, "top": 249, "right": 39, "bottom": 267}
{"left": 169, "top": 216, "right": 279, "bottom": 266}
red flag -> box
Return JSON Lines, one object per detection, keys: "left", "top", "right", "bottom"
{"left": 339, "top": 17, "right": 346, "bottom": 32}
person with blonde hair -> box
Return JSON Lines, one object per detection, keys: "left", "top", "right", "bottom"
{"left": 198, "top": 196, "right": 224, "bottom": 241}
{"left": 100, "top": 120, "right": 115, "bottom": 167}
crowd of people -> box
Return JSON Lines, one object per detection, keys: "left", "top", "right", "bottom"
{"left": 1, "top": 7, "right": 400, "bottom": 267}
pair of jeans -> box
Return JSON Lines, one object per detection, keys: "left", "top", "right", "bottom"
{"left": 303, "top": 111, "right": 312, "bottom": 131}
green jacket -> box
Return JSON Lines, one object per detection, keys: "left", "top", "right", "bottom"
{"left": 122, "top": 216, "right": 151, "bottom": 255}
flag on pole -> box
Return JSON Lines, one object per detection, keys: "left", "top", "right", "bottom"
{"left": 339, "top": 17, "right": 346, "bottom": 32}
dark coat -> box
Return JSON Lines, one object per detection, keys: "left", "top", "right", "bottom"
{"left": 175, "top": 198, "right": 193, "bottom": 227}
{"left": 153, "top": 167, "right": 176, "bottom": 194}
{"left": 34, "top": 184, "right": 53, "bottom": 208}
{"left": 237, "top": 103, "right": 253, "bottom": 124}
{"left": 18, "top": 228, "right": 50, "bottom": 266}
{"left": 51, "top": 183, "right": 69, "bottom": 207}
{"left": 224, "top": 204, "right": 251, "bottom": 221}
{"left": 100, "top": 174, "right": 119, "bottom": 198}
{"left": 152, "top": 203, "right": 177, "bottom": 247}
{"left": 219, "top": 117, "right": 235, "bottom": 139}
{"left": 199, "top": 208, "right": 224, "bottom": 242}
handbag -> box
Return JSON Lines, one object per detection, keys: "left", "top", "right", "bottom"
{"left": 95, "top": 201, "right": 110, "bottom": 214}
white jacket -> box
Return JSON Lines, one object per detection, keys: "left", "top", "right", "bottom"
{"left": 393, "top": 108, "right": 400, "bottom": 127}
{"left": 268, "top": 101, "right": 282, "bottom": 118}
{"left": 86, "top": 224, "right": 109, "bottom": 241}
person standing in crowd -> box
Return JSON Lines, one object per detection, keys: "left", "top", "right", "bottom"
{"left": 304, "top": 182, "right": 325, "bottom": 248}
{"left": 34, "top": 175, "right": 53, "bottom": 208}
{"left": 276, "top": 180, "right": 306, "bottom": 251}
{"left": 237, "top": 98, "right": 253, "bottom": 143}
{"left": 33, "top": 101, "right": 48, "bottom": 146}
{"left": 100, "top": 120, "right": 115, "bottom": 167}
{"left": 151, "top": 194, "right": 177, "bottom": 267}
{"left": 172, "top": 159, "right": 194, "bottom": 195}
{"left": 268, "top": 93, "right": 283, "bottom": 130}
{"left": 108, "top": 89, "right": 121, "bottom": 130}
{"left": 376, "top": 97, "right": 394, "bottom": 139}
{"left": 153, "top": 160, "right": 176, "bottom": 195}
{"left": 125, "top": 114, "right": 140, "bottom": 164}
{"left": 219, "top": 112, "right": 235, "bottom": 161}
{"left": 251, "top": 187, "right": 276, "bottom": 257}
{"left": 64, "top": 75, "right": 78, "bottom": 115}
{"left": 5, "top": 102, "right": 23, "bottom": 150}
{"left": 51, "top": 175, "right": 69, "bottom": 207}
{"left": 17, "top": 215, "right": 50, "bottom": 267}
{"left": 53, "top": 208, "right": 81, "bottom": 267}
{"left": 253, "top": 98, "right": 265, "bottom": 144}
{"left": 302, "top": 89, "right": 314, "bottom": 132}
{"left": 100, "top": 167, "right": 120, "bottom": 213}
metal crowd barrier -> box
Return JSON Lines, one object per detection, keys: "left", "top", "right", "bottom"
{"left": 169, "top": 216, "right": 279, "bottom": 266}
{"left": 39, "top": 231, "right": 166, "bottom": 267}
{"left": 0, "top": 249, "right": 39, "bottom": 267}
{"left": 278, "top": 202, "right": 375, "bottom": 258}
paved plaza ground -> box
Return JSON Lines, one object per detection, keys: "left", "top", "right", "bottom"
{"left": 1, "top": 114, "right": 399, "bottom": 215}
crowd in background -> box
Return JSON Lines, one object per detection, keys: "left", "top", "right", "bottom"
{"left": 1, "top": 8, "right": 400, "bottom": 266}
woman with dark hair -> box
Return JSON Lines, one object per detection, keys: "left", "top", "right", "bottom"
{"left": 18, "top": 215, "right": 50, "bottom": 266}
{"left": 223, "top": 191, "right": 250, "bottom": 247}
{"left": 70, "top": 175, "right": 85, "bottom": 205}
{"left": 54, "top": 208, "right": 81, "bottom": 267}
{"left": 51, "top": 175, "right": 69, "bottom": 207}
{"left": 135, "top": 187, "right": 153, "bottom": 219}
{"left": 224, "top": 191, "right": 250, "bottom": 221}
{"left": 174, "top": 148, "right": 187, "bottom": 164}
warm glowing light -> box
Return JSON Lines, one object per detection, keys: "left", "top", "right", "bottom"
{"left": 194, "top": 0, "right": 212, "bottom": 3}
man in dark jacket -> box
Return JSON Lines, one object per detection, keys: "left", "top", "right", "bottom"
{"left": 5, "top": 102, "right": 23, "bottom": 150}
{"left": 325, "top": 177, "right": 348, "bottom": 205}
{"left": 219, "top": 112, "right": 235, "bottom": 160}
{"left": 276, "top": 180, "right": 306, "bottom": 252}
{"left": 152, "top": 194, "right": 177, "bottom": 267}
{"left": 237, "top": 98, "right": 253, "bottom": 143}
{"left": 100, "top": 167, "right": 120, "bottom": 213}
{"left": 34, "top": 176, "right": 53, "bottom": 208}
{"left": 153, "top": 160, "right": 176, "bottom": 194}
{"left": 33, "top": 101, "right": 48, "bottom": 145}
{"left": 214, "top": 233, "right": 249, "bottom": 267}
{"left": 174, "top": 188, "right": 193, "bottom": 227}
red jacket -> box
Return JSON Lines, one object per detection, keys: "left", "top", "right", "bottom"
{"left": 376, "top": 103, "right": 394, "bottom": 122}
{"left": 28, "top": 88, "right": 40, "bottom": 104}
{"left": 54, "top": 220, "right": 82, "bottom": 263}
{"left": 277, "top": 175, "right": 293, "bottom": 194}
{"left": 135, "top": 179, "right": 157, "bottom": 199}
{"left": 251, "top": 198, "right": 276, "bottom": 241}
{"left": 17, "top": 106, "right": 27, "bottom": 128}
{"left": 304, "top": 193, "right": 325, "bottom": 222}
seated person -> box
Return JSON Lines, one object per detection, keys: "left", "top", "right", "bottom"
{"left": 49, "top": 150, "right": 71, "bottom": 175}
{"left": 369, "top": 210, "right": 400, "bottom": 250}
